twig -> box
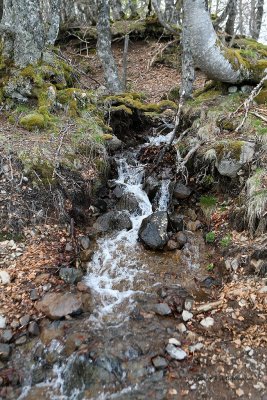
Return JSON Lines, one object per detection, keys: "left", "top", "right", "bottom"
{"left": 234, "top": 73, "right": 267, "bottom": 132}
{"left": 147, "top": 39, "right": 178, "bottom": 70}
{"left": 250, "top": 111, "right": 267, "bottom": 123}
{"left": 122, "top": 34, "right": 129, "bottom": 90}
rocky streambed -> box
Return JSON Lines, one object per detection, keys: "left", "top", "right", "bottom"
{"left": 1, "top": 127, "right": 266, "bottom": 400}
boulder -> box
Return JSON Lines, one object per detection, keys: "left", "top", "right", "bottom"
{"left": 93, "top": 211, "right": 132, "bottom": 234}
{"left": 173, "top": 183, "right": 192, "bottom": 200}
{"left": 116, "top": 192, "right": 142, "bottom": 215}
{"left": 143, "top": 176, "right": 161, "bottom": 200}
{"left": 138, "top": 211, "right": 169, "bottom": 250}
{"left": 36, "top": 292, "right": 83, "bottom": 320}
{"left": 215, "top": 141, "right": 255, "bottom": 178}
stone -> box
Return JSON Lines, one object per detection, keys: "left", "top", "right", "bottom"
{"left": 20, "top": 315, "right": 30, "bottom": 326}
{"left": 64, "top": 332, "right": 87, "bottom": 356}
{"left": 166, "top": 239, "right": 179, "bottom": 250}
{"left": 10, "top": 320, "right": 19, "bottom": 329}
{"left": 182, "top": 310, "right": 193, "bottom": 322}
{"left": 173, "top": 183, "right": 192, "bottom": 200}
{"left": 184, "top": 297, "right": 194, "bottom": 311}
{"left": 15, "top": 335, "right": 27, "bottom": 345}
{"left": 154, "top": 303, "right": 172, "bottom": 316}
{"left": 30, "top": 289, "right": 39, "bottom": 301}
{"left": 0, "top": 343, "right": 11, "bottom": 360}
{"left": 216, "top": 141, "right": 255, "bottom": 178}
{"left": 168, "top": 338, "right": 181, "bottom": 346}
{"left": 0, "top": 316, "right": 6, "bottom": 329}
{"left": 144, "top": 176, "right": 161, "bottom": 201}
{"left": 113, "top": 184, "right": 125, "bottom": 198}
{"left": 158, "top": 285, "right": 192, "bottom": 313}
{"left": 59, "top": 268, "right": 83, "bottom": 284}
{"left": 28, "top": 321, "right": 40, "bottom": 336}
{"left": 177, "top": 323, "right": 187, "bottom": 333}
{"left": 0, "top": 330, "right": 13, "bottom": 343}
{"left": 0, "top": 271, "right": 10, "bottom": 284}
{"left": 77, "top": 281, "right": 90, "bottom": 292}
{"left": 168, "top": 213, "right": 184, "bottom": 232}
{"left": 36, "top": 292, "right": 83, "bottom": 320}
{"left": 166, "top": 344, "right": 187, "bottom": 360}
{"left": 152, "top": 356, "right": 168, "bottom": 369}
{"left": 105, "top": 135, "right": 122, "bottom": 152}
{"left": 200, "top": 317, "right": 214, "bottom": 328}
{"left": 228, "top": 86, "right": 238, "bottom": 93}
{"left": 93, "top": 211, "right": 132, "bottom": 234}
{"left": 65, "top": 243, "right": 73, "bottom": 252}
{"left": 116, "top": 192, "right": 142, "bottom": 215}
{"left": 189, "top": 343, "right": 204, "bottom": 352}
{"left": 174, "top": 231, "right": 187, "bottom": 248}
{"left": 78, "top": 236, "right": 90, "bottom": 250}
{"left": 80, "top": 249, "right": 94, "bottom": 262}
{"left": 138, "top": 211, "right": 169, "bottom": 250}
{"left": 186, "top": 220, "right": 201, "bottom": 231}
{"left": 241, "top": 85, "right": 253, "bottom": 94}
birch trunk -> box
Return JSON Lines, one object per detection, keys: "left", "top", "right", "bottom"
{"left": 97, "top": 0, "right": 122, "bottom": 93}
{"left": 184, "top": 0, "right": 267, "bottom": 84}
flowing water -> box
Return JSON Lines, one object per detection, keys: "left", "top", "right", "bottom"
{"left": 16, "top": 136, "right": 209, "bottom": 400}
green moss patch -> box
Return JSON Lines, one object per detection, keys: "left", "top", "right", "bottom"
{"left": 20, "top": 112, "right": 45, "bottom": 130}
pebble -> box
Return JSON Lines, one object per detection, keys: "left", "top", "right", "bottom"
{"left": 189, "top": 342, "right": 204, "bottom": 352}
{"left": 168, "top": 338, "right": 181, "bottom": 346}
{"left": 15, "top": 335, "right": 27, "bottom": 345}
{"left": 78, "top": 236, "right": 90, "bottom": 250}
{"left": 228, "top": 86, "right": 238, "bottom": 93}
{"left": 65, "top": 243, "right": 73, "bottom": 252}
{"left": 154, "top": 303, "right": 172, "bottom": 316}
{"left": 30, "top": 288, "right": 39, "bottom": 301}
{"left": 152, "top": 355, "right": 168, "bottom": 369}
{"left": 182, "top": 310, "right": 193, "bottom": 322}
{"left": 20, "top": 315, "right": 30, "bottom": 326}
{"left": 28, "top": 321, "right": 40, "bottom": 336}
{"left": 0, "top": 343, "right": 11, "bottom": 360}
{"left": 0, "top": 270, "right": 10, "bottom": 284}
{"left": 77, "top": 281, "right": 90, "bottom": 292}
{"left": 0, "top": 316, "right": 6, "bottom": 329}
{"left": 59, "top": 267, "right": 83, "bottom": 284}
{"left": 177, "top": 323, "right": 187, "bottom": 333}
{"left": 10, "top": 320, "right": 19, "bottom": 329}
{"left": 43, "top": 283, "right": 52, "bottom": 291}
{"left": 0, "top": 329, "right": 13, "bottom": 343}
{"left": 166, "top": 343, "right": 187, "bottom": 360}
{"left": 184, "top": 297, "right": 194, "bottom": 311}
{"left": 200, "top": 317, "right": 214, "bottom": 328}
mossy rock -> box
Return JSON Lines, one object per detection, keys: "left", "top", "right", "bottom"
{"left": 20, "top": 112, "right": 45, "bottom": 130}
{"left": 255, "top": 88, "right": 267, "bottom": 104}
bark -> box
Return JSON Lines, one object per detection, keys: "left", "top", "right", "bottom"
{"left": 111, "top": 0, "right": 124, "bottom": 20}
{"left": 225, "top": 0, "right": 237, "bottom": 36}
{"left": 253, "top": 0, "right": 264, "bottom": 40}
{"left": 180, "top": 5, "right": 194, "bottom": 99}
{"left": 1, "top": 0, "right": 61, "bottom": 67}
{"left": 0, "top": 0, "right": 3, "bottom": 21}
{"left": 97, "top": 0, "right": 122, "bottom": 93}
{"left": 184, "top": 0, "right": 266, "bottom": 84}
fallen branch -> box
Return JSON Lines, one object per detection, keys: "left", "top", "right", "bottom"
{"left": 250, "top": 111, "right": 267, "bottom": 123}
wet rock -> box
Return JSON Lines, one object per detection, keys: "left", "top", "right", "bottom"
{"left": 78, "top": 236, "right": 90, "bottom": 250}
{"left": 80, "top": 249, "right": 94, "bottom": 262}
{"left": 40, "top": 322, "right": 65, "bottom": 345}
{"left": 105, "top": 135, "right": 122, "bottom": 152}
{"left": 0, "top": 344, "right": 11, "bottom": 360}
{"left": 158, "top": 285, "right": 192, "bottom": 313}
{"left": 30, "top": 289, "right": 39, "bottom": 301}
{"left": 166, "top": 344, "right": 187, "bottom": 360}
{"left": 80, "top": 292, "right": 93, "bottom": 313}
{"left": 94, "top": 211, "right": 132, "bottom": 234}
{"left": 0, "top": 271, "right": 10, "bottom": 284}
{"left": 168, "top": 213, "right": 184, "bottom": 232}
{"left": 216, "top": 141, "right": 255, "bottom": 178}
{"left": 173, "top": 183, "right": 192, "bottom": 200}
{"left": 28, "top": 321, "right": 40, "bottom": 336}
{"left": 154, "top": 303, "right": 172, "bottom": 316}
{"left": 138, "top": 211, "right": 169, "bottom": 250}
{"left": 32, "top": 367, "right": 46, "bottom": 384}
{"left": 200, "top": 317, "right": 214, "bottom": 328}
{"left": 144, "top": 176, "right": 161, "bottom": 200}
{"left": 36, "top": 292, "right": 83, "bottom": 320}
{"left": 15, "top": 335, "right": 27, "bottom": 345}
{"left": 113, "top": 184, "right": 125, "bottom": 198}
{"left": 0, "top": 330, "right": 13, "bottom": 343}
{"left": 0, "top": 316, "right": 6, "bottom": 329}
{"left": 77, "top": 281, "right": 90, "bottom": 292}
{"left": 166, "top": 239, "right": 179, "bottom": 251}
{"left": 182, "top": 310, "right": 193, "bottom": 322}
{"left": 116, "top": 192, "right": 142, "bottom": 215}
{"left": 59, "top": 267, "right": 83, "bottom": 284}
{"left": 174, "top": 231, "right": 187, "bottom": 248}
{"left": 19, "top": 315, "right": 30, "bottom": 326}
{"left": 64, "top": 332, "right": 87, "bottom": 356}
{"left": 152, "top": 355, "right": 168, "bottom": 369}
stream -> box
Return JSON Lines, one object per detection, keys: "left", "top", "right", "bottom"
{"left": 15, "top": 135, "right": 209, "bottom": 400}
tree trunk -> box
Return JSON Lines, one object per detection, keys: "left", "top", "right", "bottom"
{"left": 0, "top": 0, "right": 3, "bottom": 21}
{"left": 1, "top": 0, "right": 61, "bottom": 67}
{"left": 111, "top": 0, "right": 124, "bottom": 20}
{"left": 225, "top": 0, "right": 237, "bottom": 36}
{"left": 97, "top": 0, "right": 122, "bottom": 93}
{"left": 253, "top": 0, "right": 264, "bottom": 40}
{"left": 184, "top": 0, "right": 266, "bottom": 84}
{"left": 180, "top": 4, "right": 194, "bottom": 99}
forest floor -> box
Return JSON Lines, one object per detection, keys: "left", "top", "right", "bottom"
{"left": 0, "top": 37, "right": 267, "bottom": 400}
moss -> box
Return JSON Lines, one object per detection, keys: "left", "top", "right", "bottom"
{"left": 110, "top": 104, "right": 133, "bottom": 115}
{"left": 19, "top": 112, "right": 46, "bottom": 130}
{"left": 102, "top": 134, "right": 113, "bottom": 140}
{"left": 215, "top": 140, "right": 244, "bottom": 161}
{"left": 255, "top": 88, "right": 267, "bottom": 104}
{"left": 104, "top": 93, "right": 177, "bottom": 113}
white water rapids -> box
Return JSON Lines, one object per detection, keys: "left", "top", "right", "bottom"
{"left": 85, "top": 156, "right": 170, "bottom": 324}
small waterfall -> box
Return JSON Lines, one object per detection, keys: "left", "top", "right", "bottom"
{"left": 157, "top": 179, "right": 171, "bottom": 211}
{"left": 85, "top": 157, "right": 153, "bottom": 324}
